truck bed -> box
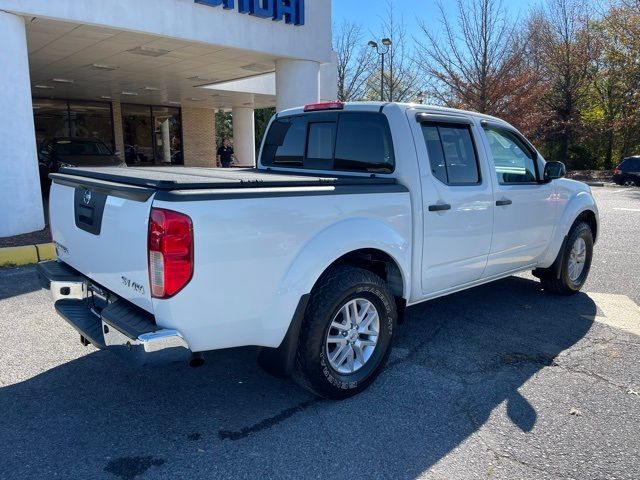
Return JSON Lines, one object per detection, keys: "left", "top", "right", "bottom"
{"left": 53, "top": 166, "right": 397, "bottom": 190}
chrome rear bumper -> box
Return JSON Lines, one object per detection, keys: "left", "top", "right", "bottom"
{"left": 38, "top": 260, "right": 191, "bottom": 367}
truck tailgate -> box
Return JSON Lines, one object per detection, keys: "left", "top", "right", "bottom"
{"left": 49, "top": 174, "right": 155, "bottom": 312}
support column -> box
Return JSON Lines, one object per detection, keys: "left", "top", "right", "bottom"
{"left": 181, "top": 106, "right": 216, "bottom": 167}
{"left": 0, "top": 12, "right": 44, "bottom": 237}
{"left": 232, "top": 107, "right": 255, "bottom": 167}
{"left": 275, "top": 59, "right": 320, "bottom": 112}
{"left": 111, "top": 101, "right": 125, "bottom": 161}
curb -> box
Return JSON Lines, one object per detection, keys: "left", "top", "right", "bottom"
{"left": 585, "top": 182, "right": 605, "bottom": 187}
{"left": 0, "top": 243, "right": 56, "bottom": 268}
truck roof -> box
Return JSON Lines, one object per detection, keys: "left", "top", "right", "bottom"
{"left": 278, "top": 101, "right": 511, "bottom": 127}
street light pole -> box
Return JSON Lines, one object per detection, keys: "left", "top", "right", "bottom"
{"left": 368, "top": 38, "right": 392, "bottom": 102}
{"left": 380, "top": 51, "right": 385, "bottom": 101}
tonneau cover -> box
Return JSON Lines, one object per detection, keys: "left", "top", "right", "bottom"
{"left": 54, "top": 166, "right": 396, "bottom": 190}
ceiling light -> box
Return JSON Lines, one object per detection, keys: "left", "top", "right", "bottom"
{"left": 144, "top": 86, "right": 161, "bottom": 91}
{"left": 241, "top": 63, "right": 272, "bottom": 73}
{"left": 128, "top": 46, "right": 170, "bottom": 57}
{"left": 168, "top": 101, "right": 181, "bottom": 105}
{"left": 121, "top": 91, "right": 139, "bottom": 96}
{"left": 34, "top": 84, "right": 54, "bottom": 89}
{"left": 89, "top": 63, "right": 117, "bottom": 71}
{"left": 50, "top": 78, "right": 74, "bottom": 84}
{"left": 100, "top": 95, "right": 112, "bottom": 100}
{"left": 187, "top": 97, "right": 204, "bottom": 101}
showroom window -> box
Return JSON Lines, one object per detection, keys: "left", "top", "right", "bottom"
{"left": 32, "top": 99, "right": 114, "bottom": 151}
{"left": 122, "top": 104, "right": 183, "bottom": 165}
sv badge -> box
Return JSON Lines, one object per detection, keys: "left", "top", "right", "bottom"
{"left": 122, "top": 276, "right": 145, "bottom": 295}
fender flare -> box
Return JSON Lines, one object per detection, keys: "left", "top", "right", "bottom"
{"left": 279, "top": 217, "right": 411, "bottom": 300}
{"left": 538, "top": 190, "right": 599, "bottom": 269}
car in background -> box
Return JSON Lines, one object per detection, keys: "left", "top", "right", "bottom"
{"left": 39, "top": 137, "right": 125, "bottom": 194}
{"left": 613, "top": 156, "right": 640, "bottom": 186}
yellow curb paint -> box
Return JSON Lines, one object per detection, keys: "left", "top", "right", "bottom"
{"left": 0, "top": 246, "right": 39, "bottom": 267}
{"left": 36, "top": 243, "right": 56, "bottom": 261}
{"left": 582, "top": 292, "right": 640, "bottom": 337}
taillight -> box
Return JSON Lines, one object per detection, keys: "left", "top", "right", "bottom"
{"left": 148, "top": 208, "right": 193, "bottom": 298}
{"left": 614, "top": 167, "right": 621, "bottom": 174}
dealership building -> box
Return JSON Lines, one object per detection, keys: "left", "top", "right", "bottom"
{"left": 0, "top": 0, "right": 336, "bottom": 237}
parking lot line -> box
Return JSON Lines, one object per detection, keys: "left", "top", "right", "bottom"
{"left": 613, "top": 207, "right": 640, "bottom": 212}
{"left": 582, "top": 292, "right": 640, "bottom": 336}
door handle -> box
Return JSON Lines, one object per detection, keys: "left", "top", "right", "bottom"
{"left": 428, "top": 203, "right": 451, "bottom": 212}
{"left": 496, "top": 199, "right": 512, "bottom": 206}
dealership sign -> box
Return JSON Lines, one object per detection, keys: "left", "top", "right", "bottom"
{"left": 194, "top": 0, "right": 305, "bottom": 26}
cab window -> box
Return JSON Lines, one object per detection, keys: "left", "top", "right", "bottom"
{"left": 261, "top": 112, "right": 395, "bottom": 173}
{"left": 421, "top": 123, "right": 480, "bottom": 185}
{"left": 483, "top": 127, "right": 538, "bottom": 184}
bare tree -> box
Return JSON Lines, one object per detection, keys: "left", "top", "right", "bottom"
{"left": 529, "top": 0, "right": 598, "bottom": 165}
{"left": 334, "top": 21, "right": 375, "bottom": 102}
{"left": 415, "top": 0, "right": 536, "bottom": 116}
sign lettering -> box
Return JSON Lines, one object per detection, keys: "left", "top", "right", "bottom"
{"left": 194, "top": 0, "right": 305, "bottom": 26}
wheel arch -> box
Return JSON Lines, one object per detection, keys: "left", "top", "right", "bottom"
{"left": 575, "top": 209, "right": 598, "bottom": 243}
{"left": 278, "top": 217, "right": 411, "bottom": 302}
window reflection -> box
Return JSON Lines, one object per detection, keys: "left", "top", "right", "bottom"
{"left": 33, "top": 99, "right": 114, "bottom": 151}
{"left": 122, "top": 104, "right": 183, "bottom": 165}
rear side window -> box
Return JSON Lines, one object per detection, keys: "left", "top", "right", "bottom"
{"left": 421, "top": 123, "right": 480, "bottom": 185}
{"left": 261, "top": 112, "right": 395, "bottom": 173}
{"left": 622, "top": 158, "right": 640, "bottom": 170}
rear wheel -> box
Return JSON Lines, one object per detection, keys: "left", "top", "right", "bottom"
{"left": 539, "top": 221, "right": 593, "bottom": 295}
{"left": 294, "top": 265, "right": 396, "bottom": 399}
{"left": 623, "top": 178, "right": 638, "bottom": 187}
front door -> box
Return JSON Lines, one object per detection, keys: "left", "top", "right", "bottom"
{"left": 412, "top": 114, "right": 494, "bottom": 295}
{"left": 480, "top": 124, "right": 557, "bottom": 277}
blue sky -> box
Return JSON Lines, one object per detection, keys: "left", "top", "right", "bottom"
{"left": 332, "top": 0, "right": 543, "bottom": 41}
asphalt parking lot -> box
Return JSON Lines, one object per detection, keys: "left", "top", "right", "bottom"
{"left": 0, "top": 186, "right": 638, "bottom": 480}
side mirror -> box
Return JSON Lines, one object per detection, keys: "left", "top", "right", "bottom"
{"left": 543, "top": 161, "right": 566, "bottom": 181}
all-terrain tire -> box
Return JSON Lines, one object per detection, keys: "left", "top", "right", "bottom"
{"left": 540, "top": 221, "right": 594, "bottom": 295}
{"left": 294, "top": 265, "right": 396, "bottom": 400}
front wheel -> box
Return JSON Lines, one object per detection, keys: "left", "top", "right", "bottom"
{"left": 540, "top": 221, "right": 594, "bottom": 295}
{"left": 294, "top": 265, "right": 396, "bottom": 399}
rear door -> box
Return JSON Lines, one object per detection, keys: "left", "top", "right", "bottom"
{"left": 410, "top": 113, "right": 494, "bottom": 295}
{"left": 48, "top": 176, "right": 155, "bottom": 312}
{"left": 479, "top": 124, "right": 557, "bottom": 277}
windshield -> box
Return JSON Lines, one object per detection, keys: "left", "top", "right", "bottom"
{"left": 54, "top": 140, "right": 112, "bottom": 156}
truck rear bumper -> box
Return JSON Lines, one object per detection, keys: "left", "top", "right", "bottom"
{"left": 37, "top": 260, "right": 191, "bottom": 367}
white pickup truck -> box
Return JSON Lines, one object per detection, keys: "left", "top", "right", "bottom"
{"left": 38, "top": 101, "right": 599, "bottom": 399}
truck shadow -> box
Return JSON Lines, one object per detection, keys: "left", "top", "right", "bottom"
{"left": 0, "top": 276, "right": 597, "bottom": 479}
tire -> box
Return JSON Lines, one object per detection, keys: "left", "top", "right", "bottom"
{"left": 623, "top": 178, "right": 638, "bottom": 187}
{"left": 294, "top": 265, "right": 396, "bottom": 400}
{"left": 540, "top": 221, "right": 594, "bottom": 295}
